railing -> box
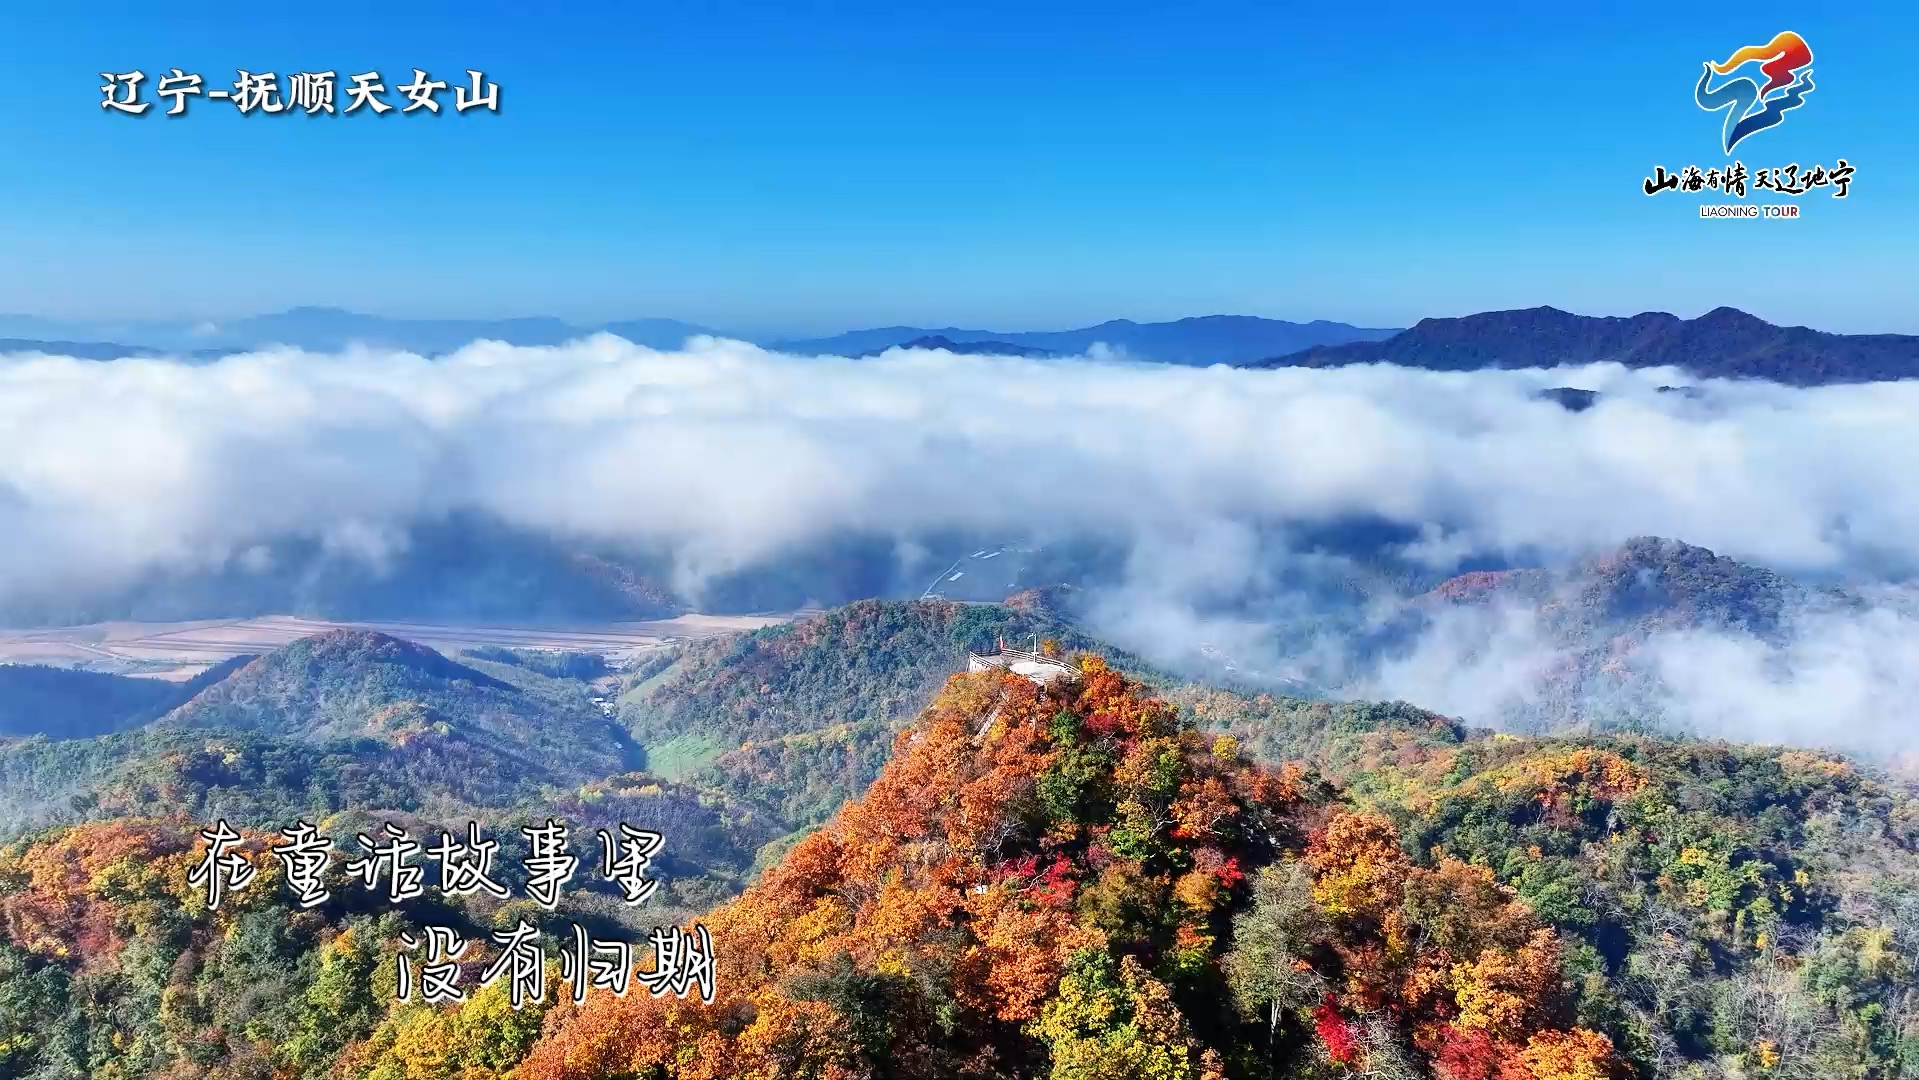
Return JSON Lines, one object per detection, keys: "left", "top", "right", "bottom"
{"left": 966, "top": 649, "right": 1076, "bottom": 679}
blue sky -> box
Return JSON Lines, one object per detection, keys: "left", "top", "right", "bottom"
{"left": 0, "top": 1, "right": 1910, "bottom": 334}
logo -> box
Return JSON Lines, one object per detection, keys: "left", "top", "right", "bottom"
{"left": 1643, "top": 29, "right": 1850, "bottom": 210}
{"left": 1694, "top": 31, "right": 1814, "bottom": 153}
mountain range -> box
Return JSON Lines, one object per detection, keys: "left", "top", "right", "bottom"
{"left": 0, "top": 309, "right": 721, "bottom": 356}
{"left": 10, "top": 304, "right": 1919, "bottom": 383}
{"left": 0, "top": 309, "right": 1394, "bottom": 366}
{"left": 776, "top": 314, "right": 1400, "bottom": 365}
{"left": 1252, "top": 304, "right": 1919, "bottom": 385}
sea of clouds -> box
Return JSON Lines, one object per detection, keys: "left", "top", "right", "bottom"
{"left": 4, "top": 334, "right": 1918, "bottom": 754}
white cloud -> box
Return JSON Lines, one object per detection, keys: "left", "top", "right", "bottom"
{"left": 6, "top": 334, "right": 1919, "bottom": 752}
{"left": 1644, "top": 600, "right": 1919, "bottom": 757}
{"left": 5, "top": 335, "right": 1919, "bottom": 597}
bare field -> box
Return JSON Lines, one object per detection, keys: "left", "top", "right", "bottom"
{"left": 0, "top": 611, "right": 816, "bottom": 679}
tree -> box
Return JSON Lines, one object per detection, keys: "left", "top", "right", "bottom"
{"left": 1030, "top": 949, "right": 1221, "bottom": 1080}
{"left": 1223, "top": 860, "right": 1324, "bottom": 1052}
{"left": 1516, "top": 1028, "right": 1614, "bottom": 1080}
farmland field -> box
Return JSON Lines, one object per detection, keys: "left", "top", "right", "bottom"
{"left": 0, "top": 611, "right": 814, "bottom": 679}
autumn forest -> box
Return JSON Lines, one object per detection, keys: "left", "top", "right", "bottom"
{"left": 2, "top": 594, "right": 1917, "bottom": 1079}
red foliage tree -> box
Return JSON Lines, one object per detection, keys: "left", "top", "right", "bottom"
{"left": 1315, "top": 994, "right": 1362, "bottom": 1066}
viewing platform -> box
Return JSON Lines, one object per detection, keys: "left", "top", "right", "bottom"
{"left": 966, "top": 647, "right": 1079, "bottom": 686}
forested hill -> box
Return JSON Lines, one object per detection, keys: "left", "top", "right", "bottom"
{"left": 1419, "top": 536, "right": 1807, "bottom": 633}
{"left": 619, "top": 595, "right": 1123, "bottom": 830}
{"left": 1, "top": 629, "right": 590, "bottom": 818}
{"left": 1361, "top": 536, "right": 1851, "bottom": 736}
{"left": 149, "top": 629, "right": 641, "bottom": 798}
{"left": 3, "top": 602, "right": 1919, "bottom": 1077}
{"left": 1248, "top": 305, "right": 1919, "bottom": 385}
{"left": 0, "top": 629, "right": 785, "bottom": 906}
{"left": 527, "top": 657, "right": 1919, "bottom": 1078}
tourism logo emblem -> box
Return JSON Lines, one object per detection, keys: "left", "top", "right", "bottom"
{"left": 1643, "top": 30, "right": 1851, "bottom": 213}
{"left": 1695, "top": 30, "right": 1814, "bottom": 153}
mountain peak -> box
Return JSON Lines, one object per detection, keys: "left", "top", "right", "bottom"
{"left": 1695, "top": 305, "right": 1768, "bottom": 328}
{"left": 295, "top": 627, "right": 464, "bottom": 664}
{"left": 859, "top": 335, "right": 1057, "bottom": 358}
{"left": 167, "top": 629, "right": 519, "bottom": 737}
{"left": 522, "top": 656, "right": 1616, "bottom": 1079}
{"left": 1570, "top": 536, "right": 1793, "bottom": 632}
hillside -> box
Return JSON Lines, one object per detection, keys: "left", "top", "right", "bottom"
{"left": 0, "top": 661, "right": 245, "bottom": 741}
{"left": 621, "top": 542, "right": 1830, "bottom": 831}
{"left": 1328, "top": 536, "right": 1855, "bottom": 738}
{"left": 522, "top": 656, "right": 1919, "bottom": 1079}
{"left": 1422, "top": 537, "right": 1805, "bottom": 637}
{"left": 0, "top": 630, "right": 782, "bottom": 913}
{"left": 161, "top": 629, "right": 637, "bottom": 776}
{"left": 621, "top": 597, "right": 1126, "bottom": 829}
{"left": 1250, "top": 306, "right": 1919, "bottom": 385}
{"left": 1, "top": 630, "right": 1916, "bottom": 1077}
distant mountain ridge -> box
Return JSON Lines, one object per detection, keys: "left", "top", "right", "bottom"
{"left": 779, "top": 314, "right": 1400, "bottom": 365}
{"left": 0, "top": 308, "right": 722, "bottom": 358}
{"left": 0, "top": 309, "right": 1396, "bottom": 366}
{"left": 0, "top": 338, "right": 172, "bottom": 361}
{"left": 14, "top": 304, "right": 1917, "bottom": 382}
{"left": 1250, "top": 305, "right": 1919, "bottom": 385}
{"left": 855, "top": 334, "right": 1058, "bottom": 358}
